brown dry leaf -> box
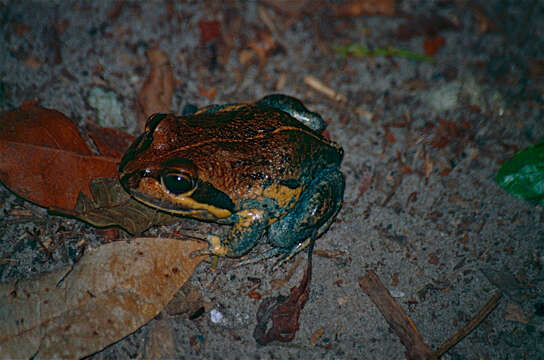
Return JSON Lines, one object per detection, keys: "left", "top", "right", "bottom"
{"left": 86, "top": 122, "right": 135, "bottom": 158}
{"left": 70, "top": 177, "right": 180, "bottom": 235}
{"left": 144, "top": 319, "right": 176, "bottom": 360}
{"left": 396, "top": 14, "right": 457, "bottom": 41}
{"left": 423, "top": 36, "right": 446, "bottom": 57}
{"left": 198, "top": 19, "right": 221, "bottom": 44}
{"left": 0, "top": 102, "right": 119, "bottom": 211}
{"left": 137, "top": 48, "right": 174, "bottom": 132}
{"left": 333, "top": 0, "right": 396, "bottom": 17}
{"left": 0, "top": 237, "right": 208, "bottom": 359}
{"left": 164, "top": 282, "right": 205, "bottom": 316}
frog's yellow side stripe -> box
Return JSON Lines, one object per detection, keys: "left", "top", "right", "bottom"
{"left": 155, "top": 125, "right": 337, "bottom": 159}
{"left": 263, "top": 183, "right": 302, "bottom": 209}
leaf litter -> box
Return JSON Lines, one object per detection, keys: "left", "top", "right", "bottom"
{"left": 0, "top": 238, "right": 207, "bottom": 359}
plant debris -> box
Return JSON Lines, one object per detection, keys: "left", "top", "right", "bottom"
{"left": 0, "top": 102, "right": 119, "bottom": 211}
{"left": 333, "top": 44, "right": 434, "bottom": 62}
{"left": 67, "top": 177, "right": 180, "bottom": 235}
{"left": 359, "top": 270, "right": 502, "bottom": 359}
{"left": 136, "top": 48, "right": 174, "bottom": 132}
{"left": 495, "top": 142, "right": 544, "bottom": 205}
{"left": 0, "top": 238, "right": 208, "bottom": 359}
{"left": 253, "top": 242, "right": 314, "bottom": 345}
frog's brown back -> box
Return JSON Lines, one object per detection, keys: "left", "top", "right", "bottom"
{"left": 162, "top": 106, "right": 343, "bottom": 202}
{"left": 160, "top": 105, "right": 316, "bottom": 147}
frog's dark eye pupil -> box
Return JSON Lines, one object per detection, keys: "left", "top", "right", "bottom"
{"left": 162, "top": 173, "right": 193, "bottom": 194}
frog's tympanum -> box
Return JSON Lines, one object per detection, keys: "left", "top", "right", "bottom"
{"left": 119, "top": 94, "right": 344, "bottom": 261}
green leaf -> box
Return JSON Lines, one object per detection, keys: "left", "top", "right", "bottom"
{"left": 495, "top": 142, "right": 544, "bottom": 204}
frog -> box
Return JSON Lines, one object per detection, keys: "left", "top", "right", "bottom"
{"left": 119, "top": 94, "right": 344, "bottom": 263}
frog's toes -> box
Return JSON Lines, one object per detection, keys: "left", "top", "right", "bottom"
{"left": 272, "top": 238, "right": 313, "bottom": 269}
{"left": 234, "top": 248, "right": 283, "bottom": 267}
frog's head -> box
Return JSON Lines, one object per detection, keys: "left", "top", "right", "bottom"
{"left": 119, "top": 113, "right": 234, "bottom": 220}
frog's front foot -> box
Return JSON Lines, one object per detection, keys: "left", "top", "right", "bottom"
{"left": 181, "top": 231, "right": 230, "bottom": 257}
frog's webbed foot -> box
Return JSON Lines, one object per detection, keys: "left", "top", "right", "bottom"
{"left": 234, "top": 248, "right": 283, "bottom": 267}
{"left": 235, "top": 236, "right": 315, "bottom": 269}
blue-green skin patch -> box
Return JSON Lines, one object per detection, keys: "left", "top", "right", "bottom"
{"left": 119, "top": 94, "right": 344, "bottom": 260}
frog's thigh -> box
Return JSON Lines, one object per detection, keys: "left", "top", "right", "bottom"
{"left": 268, "top": 168, "right": 344, "bottom": 249}
{"left": 220, "top": 209, "right": 269, "bottom": 257}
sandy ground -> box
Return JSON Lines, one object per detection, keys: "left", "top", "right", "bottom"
{"left": 1, "top": 1, "right": 543, "bottom": 359}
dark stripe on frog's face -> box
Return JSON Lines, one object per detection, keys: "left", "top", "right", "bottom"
{"left": 191, "top": 181, "right": 235, "bottom": 213}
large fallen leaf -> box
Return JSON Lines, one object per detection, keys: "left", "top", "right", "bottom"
{"left": 0, "top": 237, "right": 208, "bottom": 359}
{"left": 67, "top": 177, "right": 180, "bottom": 234}
{"left": 0, "top": 102, "right": 120, "bottom": 210}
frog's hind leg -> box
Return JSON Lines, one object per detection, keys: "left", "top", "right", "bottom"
{"left": 266, "top": 168, "right": 344, "bottom": 265}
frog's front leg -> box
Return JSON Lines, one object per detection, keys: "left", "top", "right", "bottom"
{"left": 202, "top": 209, "right": 269, "bottom": 257}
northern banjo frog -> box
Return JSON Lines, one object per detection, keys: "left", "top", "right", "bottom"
{"left": 119, "top": 95, "right": 344, "bottom": 262}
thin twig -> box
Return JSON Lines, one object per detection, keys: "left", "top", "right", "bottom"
{"left": 432, "top": 290, "right": 502, "bottom": 358}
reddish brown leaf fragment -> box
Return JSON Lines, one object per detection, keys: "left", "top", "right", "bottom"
{"left": 254, "top": 247, "right": 313, "bottom": 345}
{"left": 198, "top": 87, "right": 217, "bottom": 100}
{"left": 310, "top": 328, "right": 325, "bottom": 345}
{"left": 86, "top": 122, "right": 135, "bottom": 158}
{"left": 423, "top": 36, "right": 446, "bottom": 56}
{"left": 333, "top": 0, "right": 396, "bottom": 17}
{"left": 198, "top": 20, "right": 221, "bottom": 44}
{"left": 248, "top": 290, "right": 262, "bottom": 300}
{"left": 396, "top": 15, "right": 457, "bottom": 41}
{"left": 0, "top": 103, "right": 118, "bottom": 210}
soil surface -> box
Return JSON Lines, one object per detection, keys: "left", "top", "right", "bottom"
{"left": 1, "top": 1, "right": 543, "bottom": 359}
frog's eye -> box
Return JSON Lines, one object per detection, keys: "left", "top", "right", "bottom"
{"left": 161, "top": 171, "right": 195, "bottom": 195}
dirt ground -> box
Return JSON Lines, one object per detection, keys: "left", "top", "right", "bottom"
{"left": 1, "top": 1, "right": 543, "bottom": 359}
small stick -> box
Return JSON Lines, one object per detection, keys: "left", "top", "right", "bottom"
{"left": 359, "top": 271, "right": 433, "bottom": 360}
{"left": 432, "top": 290, "right": 502, "bottom": 358}
{"left": 304, "top": 75, "right": 347, "bottom": 103}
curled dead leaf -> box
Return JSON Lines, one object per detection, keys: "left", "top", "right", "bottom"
{"left": 69, "top": 177, "right": 180, "bottom": 235}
